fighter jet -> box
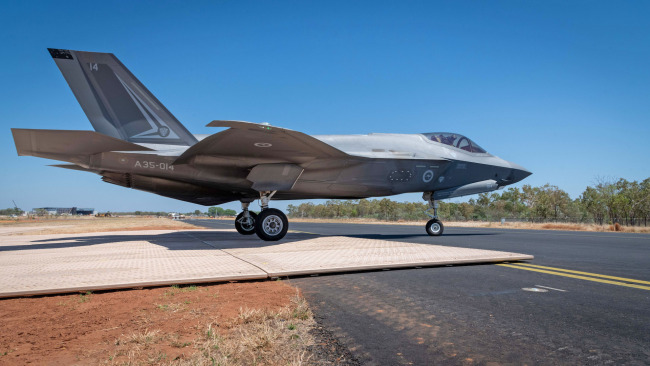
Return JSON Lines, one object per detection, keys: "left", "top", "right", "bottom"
{"left": 11, "top": 49, "right": 531, "bottom": 241}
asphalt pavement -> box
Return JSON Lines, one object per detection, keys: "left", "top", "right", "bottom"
{"left": 190, "top": 219, "right": 650, "bottom": 365}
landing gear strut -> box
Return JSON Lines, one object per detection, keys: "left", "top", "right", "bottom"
{"left": 423, "top": 192, "right": 444, "bottom": 236}
{"left": 255, "top": 191, "right": 288, "bottom": 241}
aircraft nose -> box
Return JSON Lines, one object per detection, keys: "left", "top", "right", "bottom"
{"left": 509, "top": 162, "right": 532, "bottom": 183}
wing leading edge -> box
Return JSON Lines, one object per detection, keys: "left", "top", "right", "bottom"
{"left": 173, "top": 120, "right": 349, "bottom": 166}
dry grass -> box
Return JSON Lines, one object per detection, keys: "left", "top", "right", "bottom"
{"left": 431, "top": 220, "right": 650, "bottom": 233}
{"left": 0, "top": 216, "right": 199, "bottom": 235}
{"left": 108, "top": 294, "right": 315, "bottom": 366}
{"left": 268, "top": 217, "right": 650, "bottom": 233}
{"left": 485, "top": 221, "right": 650, "bottom": 233}
{"left": 4, "top": 214, "right": 647, "bottom": 235}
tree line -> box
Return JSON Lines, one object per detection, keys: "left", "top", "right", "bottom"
{"left": 0, "top": 207, "right": 24, "bottom": 216}
{"left": 287, "top": 177, "right": 650, "bottom": 226}
{"left": 4, "top": 177, "right": 648, "bottom": 225}
{"left": 1, "top": 208, "right": 240, "bottom": 218}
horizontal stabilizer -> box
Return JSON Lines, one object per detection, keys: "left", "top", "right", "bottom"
{"left": 174, "top": 121, "right": 348, "bottom": 165}
{"left": 12, "top": 129, "right": 152, "bottom": 166}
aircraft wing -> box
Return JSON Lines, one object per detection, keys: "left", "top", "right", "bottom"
{"left": 173, "top": 120, "right": 349, "bottom": 165}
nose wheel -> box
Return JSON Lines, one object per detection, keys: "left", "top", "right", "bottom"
{"left": 423, "top": 191, "right": 444, "bottom": 236}
{"left": 426, "top": 218, "right": 444, "bottom": 236}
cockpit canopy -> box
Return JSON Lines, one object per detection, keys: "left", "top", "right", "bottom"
{"left": 422, "top": 133, "right": 487, "bottom": 154}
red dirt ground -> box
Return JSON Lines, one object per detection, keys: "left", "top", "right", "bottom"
{"left": 0, "top": 281, "right": 296, "bottom": 365}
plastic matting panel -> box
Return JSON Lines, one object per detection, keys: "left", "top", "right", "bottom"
{"left": 0, "top": 230, "right": 266, "bottom": 297}
{"left": 0, "top": 230, "right": 532, "bottom": 297}
{"left": 225, "top": 236, "right": 533, "bottom": 276}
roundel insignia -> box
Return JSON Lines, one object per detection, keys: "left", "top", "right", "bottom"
{"left": 422, "top": 170, "right": 434, "bottom": 183}
{"left": 254, "top": 142, "right": 272, "bottom": 147}
{"left": 158, "top": 126, "right": 170, "bottom": 137}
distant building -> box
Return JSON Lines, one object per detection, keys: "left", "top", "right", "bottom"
{"left": 34, "top": 207, "right": 95, "bottom": 216}
{"left": 75, "top": 208, "right": 95, "bottom": 215}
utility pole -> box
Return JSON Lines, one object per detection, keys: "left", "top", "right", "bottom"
{"left": 12, "top": 200, "right": 20, "bottom": 217}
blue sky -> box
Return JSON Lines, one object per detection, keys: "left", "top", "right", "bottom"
{"left": 1, "top": 1, "right": 649, "bottom": 213}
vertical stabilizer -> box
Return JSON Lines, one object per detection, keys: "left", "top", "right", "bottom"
{"left": 47, "top": 48, "right": 198, "bottom": 146}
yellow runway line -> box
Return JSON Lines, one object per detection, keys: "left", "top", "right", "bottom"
{"left": 514, "top": 263, "right": 650, "bottom": 285}
{"left": 496, "top": 264, "right": 650, "bottom": 291}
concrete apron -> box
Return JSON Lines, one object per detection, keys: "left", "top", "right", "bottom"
{"left": 0, "top": 229, "right": 533, "bottom": 297}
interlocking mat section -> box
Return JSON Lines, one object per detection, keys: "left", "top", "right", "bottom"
{"left": 0, "top": 229, "right": 533, "bottom": 297}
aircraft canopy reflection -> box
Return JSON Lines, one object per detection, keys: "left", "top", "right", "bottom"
{"left": 422, "top": 133, "right": 488, "bottom": 154}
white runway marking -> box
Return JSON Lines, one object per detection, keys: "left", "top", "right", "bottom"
{"left": 535, "top": 285, "right": 568, "bottom": 292}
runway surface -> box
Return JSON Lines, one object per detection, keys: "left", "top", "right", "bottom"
{"left": 192, "top": 219, "right": 650, "bottom": 365}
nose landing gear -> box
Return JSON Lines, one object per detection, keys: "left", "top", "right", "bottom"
{"left": 423, "top": 192, "right": 444, "bottom": 236}
{"left": 426, "top": 218, "right": 444, "bottom": 236}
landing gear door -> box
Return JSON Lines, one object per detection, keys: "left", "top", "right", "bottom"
{"left": 247, "top": 164, "right": 304, "bottom": 191}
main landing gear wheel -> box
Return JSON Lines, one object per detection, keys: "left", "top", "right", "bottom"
{"left": 255, "top": 208, "right": 288, "bottom": 241}
{"left": 235, "top": 212, "right": 258, "bottom": 235}
{"left": 426, "top": 218, "right": 444, "bottom": 236}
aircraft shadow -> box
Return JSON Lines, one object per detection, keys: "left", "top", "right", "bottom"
{"left": 187, "top": 220, "right": 501, "bottom": 240}
{"left": 336, "top": 232, "right": 498, "bottom": 240}
{"left": 1, "top": 228, "right": 498, "bottom": 253}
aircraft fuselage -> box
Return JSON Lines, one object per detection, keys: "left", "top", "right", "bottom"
{"left": 88, "top": 132, "right": 529, "bottom": 203}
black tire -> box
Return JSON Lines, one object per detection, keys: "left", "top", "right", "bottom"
{"left": 426, "top": 219, "right": 444, "bottom": 236}
{"left": 235, "top": 212, "right": 258, "bottom": 235}
{"left": 255, "top": 208, "right": 289, "bottom": 241}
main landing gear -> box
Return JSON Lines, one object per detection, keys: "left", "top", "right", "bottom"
{"left": 235, "top": 201, "right": 257, "bottom": 235}
{"left": 423, "top": 192, "right": 444, "bottom": 236}
{"left": 235, "top": 191, "right": 288, "bottom": 241}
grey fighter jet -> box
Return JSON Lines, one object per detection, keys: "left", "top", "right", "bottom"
{"left": 11, "top": 49, "right": 531, "bottom": 241}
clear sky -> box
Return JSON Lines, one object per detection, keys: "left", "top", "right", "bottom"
{"left": 1, "top": 1, "right": 649, "bottom": 213}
